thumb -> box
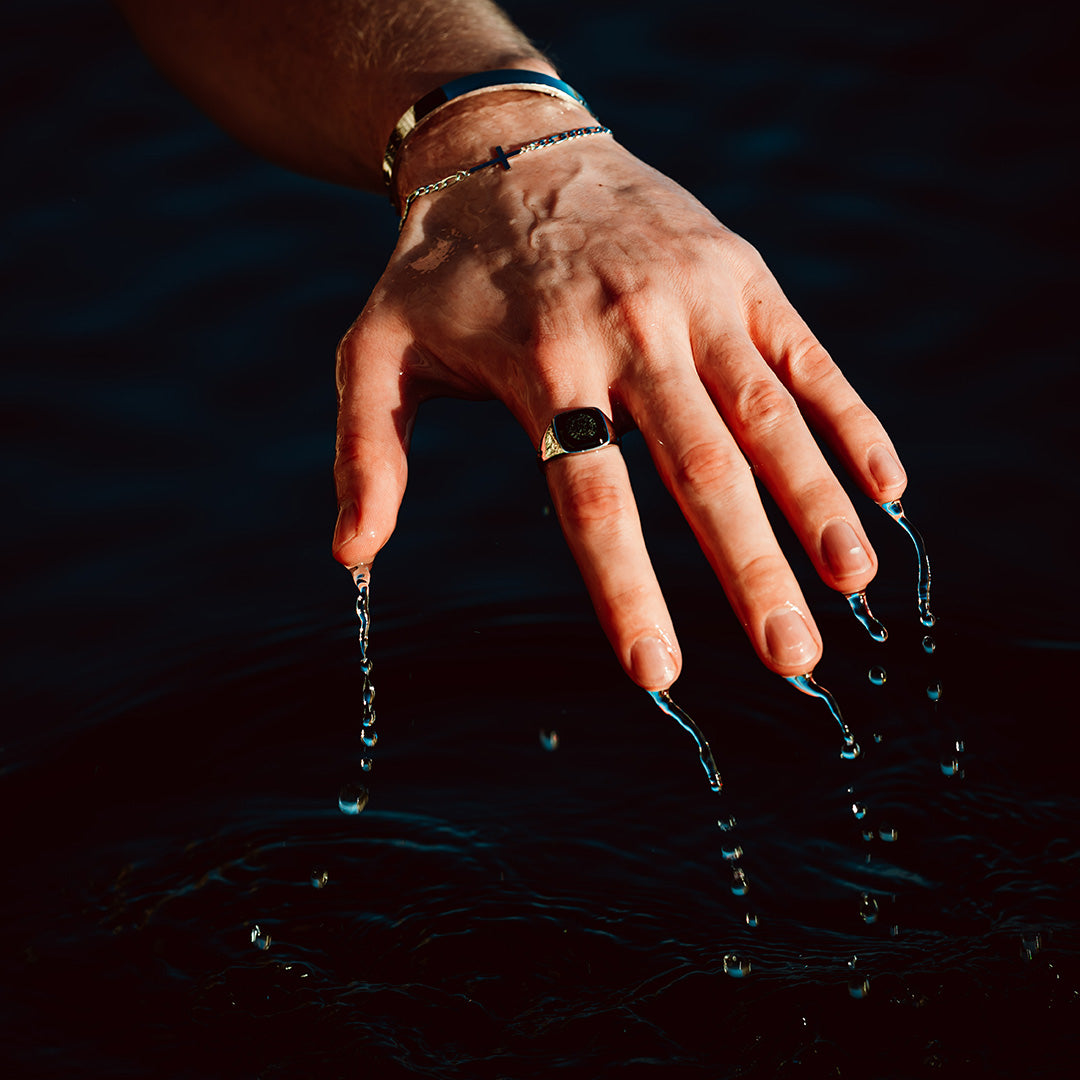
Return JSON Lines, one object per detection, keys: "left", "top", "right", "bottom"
{"left": 332, "top": 317, "right": 414, "bottom": 570}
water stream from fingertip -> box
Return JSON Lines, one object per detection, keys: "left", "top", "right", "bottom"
{"left": 785, "top": 673, "right": 861, "bottom": 759}
{"left": 648, "top": 690, "right": 723, "bottom": 793}
{"left": 846, "top": 591, "right": 888, "bottom": 642}
{"left": 881, "top": 500, "right": 935, "bottom": 627}
{"left": 339, "top": 563, "right": 377, "bottom": 814}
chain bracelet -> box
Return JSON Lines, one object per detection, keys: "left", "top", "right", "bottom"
{"left": 398, "top": 125, "right": 612, "bottom": 230}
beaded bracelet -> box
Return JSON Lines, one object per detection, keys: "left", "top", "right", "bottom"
{"left": 383, "top": 70, "right": 597, "bottom": 191}
{"left": 397, "top": 124, "right": 613, "bottom": 230}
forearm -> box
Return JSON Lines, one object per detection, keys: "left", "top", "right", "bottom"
{"left": 114, "top": 0, "right": 553, "bottom": 190}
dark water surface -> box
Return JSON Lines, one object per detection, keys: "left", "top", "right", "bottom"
{"left": 3, "top": 1, "right": 1078, "bottom": 1076}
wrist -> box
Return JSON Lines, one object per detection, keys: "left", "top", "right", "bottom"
{"left": 392, "top": 88, "right": 597, "bottom": 208}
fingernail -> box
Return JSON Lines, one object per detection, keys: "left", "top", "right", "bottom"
{"left": 821, "top": 519, "right": 872, "bottom": 577}
{"left": 868, "top": 444, "right": 905, "bottom": 491}
{"left": 765, "top": 605, "right": 817, "bottom": 668}
{"left": 631, "top": 635, "right": 678, "bottom": 689}
{"left": 333, "top": 500, "right": 359, "bottom": 549}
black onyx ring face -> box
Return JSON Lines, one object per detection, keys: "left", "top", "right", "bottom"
{"left": 553, "top": 408, "right": 609, "bottom": 452}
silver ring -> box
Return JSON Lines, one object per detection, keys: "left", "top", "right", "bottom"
{"left": 537, "top": 407, "right": 619, "bottom": 464}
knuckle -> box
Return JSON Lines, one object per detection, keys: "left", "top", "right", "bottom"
{"left": 791, "top": 475, "right": 840, "bottom": 517}
{"left": 781, "top": 334, "right": 835, "bottom": 388}
{"left": 334, "top": 320, "right": 370, "bottom": 400}
{"left": 728, "top": 375, "right": 798, "bottom": 435}
{"left": 672, "top": 441, "right": 743, "bottom": 504}
{"left": 731, "top": 553, "right": 786, "bottom": 601}
{"left": 557, "top": 470, "right": 629, "bottom": 535}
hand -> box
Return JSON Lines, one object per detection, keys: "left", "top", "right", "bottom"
{"left": 332, "top": 93, "right": 907, "bottom": 689}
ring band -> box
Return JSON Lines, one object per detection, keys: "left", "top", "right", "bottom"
{"left": 538, "top": 407, "right": 619, "bottom": 464}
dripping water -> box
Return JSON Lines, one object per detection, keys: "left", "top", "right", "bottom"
{"left": 880, "top": 500, "right": 935, "bottom": 627}
{"left": 785, "top": 673, "right": 861, "bottom": 759}
{"left": 648, "top": 690, "right": 723, "bottom": 793}
{"left": 352, "top": 564, "right": 377, "bottom": 732}
{"left": 846, "top": 591, "right": 888, "bottom": 642}
{"left": 338, "top": 564, "right": 377, "bottom": 813}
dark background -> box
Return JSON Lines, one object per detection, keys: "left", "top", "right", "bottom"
{"left": 2, "top": 1, "right": 1078, "bottom": 1076}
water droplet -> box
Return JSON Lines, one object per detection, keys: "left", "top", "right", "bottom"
{"left": 730, "top": 867, "right": 750, "bottom": 896}
{"left": 848, "top": 977, "right": 870, "bottom": 999}
{"left": 955, "top": 739, "right": 966, "bottom": 753}
{"left": 851, "top": 802, "right": 867, "bottom": 820}
{"left": 922, "top": 635, "right": 936, "bottom": 654}
{"left": 360, "top": 758, "right": 373, "bottom": 773}
{"left": 250, "top": 925, "right": 271, "bottom": 950}
{"left": 717, "top": 816, "right": 737, "bottom": 832}
{"left": 338, "top": 783, "right": 369, "bottom": 815}
{"left": 926, "top": 682, "right": 942, "bottom": 702}
{"left": 1021, "top": 933, "right": 1043, "bottom": 961}
{"left": 940, "top": 758, "right": 963, "bottom": 777}
{"left": 880, "top": 500, "right": 935, "bottom": 628}
{"left": 890, "top": 924, "right": 901, "bottom": 937}
{"left": 649, "top": 690, "right": 722, "bottom": 793}
{"left": 862, "top": 827, "right": 875, "bottom": 842}
{"left": 539, "top": 729, "right": 560, "bottom": 751}
{"left": 868, "top": 666, "right": 887, "bottom": 686}
{"left": 723, "top": 953, "right": 752, "bottom": 978}
{"left": 847, "top": 954, "right": 858, "bottom": 969}
{"left": 311, "top": 869, "right": 329, "bottom": 889}
{"left": 363, "top": 684, "right": 375, "bottom": 709}
{"left": 361, "top": 729, "right": 378, "bottom": 748}
{"left": 745, "top": 913, "right": 759, "bottom": 928}
{"left": 873, "top": 732, "right": 883, "bottom": 744}
{"left": 721, "top": 843, "right": 744, "bottom": 861}
{"left": 858, "top": 894, "right": 879, "bottom": 924}
{"left": 878, "top": 825, "right": 898, "bottom": 842}
{"left": 840, "top": 738, "right": 862, "bottom": 761}
{"left": 846, "top": 591, "right": 888, "bottom": 642}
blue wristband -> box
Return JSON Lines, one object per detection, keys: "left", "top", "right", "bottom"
{"left": 382, "top": 69, "right": 596, "bottom": 191}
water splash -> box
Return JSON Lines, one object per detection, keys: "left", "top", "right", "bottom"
{"left": 786, "top": 673, "right": 861, "bottom": 759}
{"left": 846, "top": 591, "right": 888, "bottom": 642}
{"left": 648, "top": 690, "right": 722, "bottom": 793}
{"left": 880, "top": 500, "right": 935, "bottom": 627}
